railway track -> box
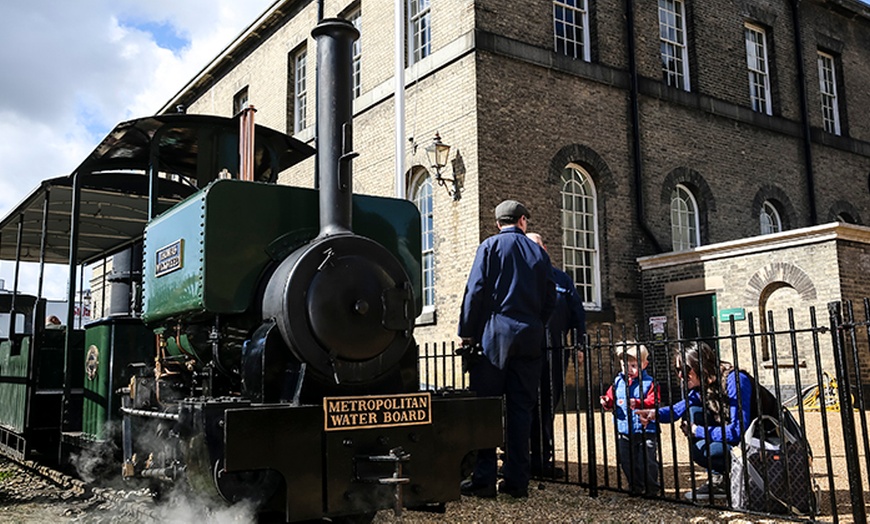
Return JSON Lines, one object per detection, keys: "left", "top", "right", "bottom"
{"left": 0, "top": 445, "right": 158, "bottom": 523}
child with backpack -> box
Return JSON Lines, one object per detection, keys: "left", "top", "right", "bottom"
{"left": 600, "top": 342, "right": 661, "bottom": 496}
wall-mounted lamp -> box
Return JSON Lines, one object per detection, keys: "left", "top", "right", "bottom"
{"left": 425, "top": 132, "right": 461, "bottom": 201}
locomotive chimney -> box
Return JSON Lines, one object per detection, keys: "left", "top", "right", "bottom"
{"left": 312, "top": 19, "right": 359, "bottom": 237}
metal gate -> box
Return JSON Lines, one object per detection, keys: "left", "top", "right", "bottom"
{"left": 419, "top": 299, "right": 870, "bottom": 522}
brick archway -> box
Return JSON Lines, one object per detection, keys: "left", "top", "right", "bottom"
{"left": 746, "top": 263, "right": 816, "bottom": 361}
{"left": 744, "top": 262, "right": 817, "bottom": 304}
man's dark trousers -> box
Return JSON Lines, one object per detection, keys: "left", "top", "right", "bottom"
{"left": 468, "top": 353, "right": 543, "bottom": 490}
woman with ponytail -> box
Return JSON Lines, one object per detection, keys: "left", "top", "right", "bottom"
{"left": 637, "top": 341, "right": 754, "bottom": 500}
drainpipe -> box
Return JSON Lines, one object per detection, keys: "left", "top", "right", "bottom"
{"left": 790, "top": 0, "right": 818, "bottom": 225}
{"left": 626, "top": 0, "right": 663, "bottom": 253}
{"left": 313, "top": 0, "right": 324, "bottom": 188}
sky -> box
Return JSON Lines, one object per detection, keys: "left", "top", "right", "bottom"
{"left": 0, "top": 0, "right": 276, "bottom": 299}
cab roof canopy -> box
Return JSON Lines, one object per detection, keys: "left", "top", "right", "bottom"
{"left": 0, "top": 114, "right": 314, "bottom": 266}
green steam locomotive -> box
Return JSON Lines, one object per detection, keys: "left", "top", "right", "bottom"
{"left": 0, "top": 19, "right": 500, "bottom": 523}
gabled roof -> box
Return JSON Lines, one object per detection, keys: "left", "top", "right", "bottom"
{"left": 158, "top": 0, "right": 291, "bottom": 114}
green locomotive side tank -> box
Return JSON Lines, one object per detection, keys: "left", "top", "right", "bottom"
{"left": 142, "top": 179, "right": 422, "bottom": 326}
{"left": 82, "top": 318, "right": 154, "bottom": 441}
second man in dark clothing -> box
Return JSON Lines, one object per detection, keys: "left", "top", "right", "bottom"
{"left": 526, "top": 232, "right": 586, "bottom": 478}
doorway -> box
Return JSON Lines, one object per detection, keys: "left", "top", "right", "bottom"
{"left": 676, "top": 293, "right": 717, "bottom": 341}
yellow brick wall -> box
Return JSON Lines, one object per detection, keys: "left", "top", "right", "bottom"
{"left": 182, "top": 2, "right": 482, "bottom": 343}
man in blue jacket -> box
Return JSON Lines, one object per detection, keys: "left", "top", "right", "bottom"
{"left": 458, "top": 200, "right": 555, "bottom": 499}
{"left": 526, "top": 232, "right": 586, "bottom": 478}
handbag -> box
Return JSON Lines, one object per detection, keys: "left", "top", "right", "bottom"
{"left": 730, "top": 410, "right": 819, "bottom": 515}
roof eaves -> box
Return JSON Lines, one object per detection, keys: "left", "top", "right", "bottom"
{"left": 157, "top": 0, "right": 294, "bottom": 115}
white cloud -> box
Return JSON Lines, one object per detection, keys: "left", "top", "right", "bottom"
{"left": 0, "top": 0, "right": 275, "bottom": 298}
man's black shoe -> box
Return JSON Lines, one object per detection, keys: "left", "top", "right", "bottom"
{"left": 497, "top": 481, "right": 528, "bottom": 499}
{"left": 460, "top": 479, "right": 496, "bottom": 498}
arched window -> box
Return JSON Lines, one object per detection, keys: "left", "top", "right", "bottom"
{"left": 760, "top": 200, "right": 782, "bottom": 234}
{"left": 411, "top": 172, "right": 435, "bottom": 312}
{"left": 670, "top": 184, "right": 699, "bottom": 251}
{"left": 837, "top": 212, "right": 855, "bottom": 224}
{"left": 561, "top": 164, "right": 600, "bottom": 308}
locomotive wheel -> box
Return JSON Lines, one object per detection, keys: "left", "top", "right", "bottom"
{"left": 263, "top": 233, "right": 414, "bottom": 385}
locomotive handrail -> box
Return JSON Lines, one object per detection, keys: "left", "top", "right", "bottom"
{"left": 119, "top": 407, "right": 180, "bottom": 421}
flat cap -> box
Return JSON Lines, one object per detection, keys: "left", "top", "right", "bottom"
{"left": 495, "top": 200, "right": 530, "bottom": 221}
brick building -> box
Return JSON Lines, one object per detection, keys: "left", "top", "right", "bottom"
{"left": 156, "top": 0, "right": 870, "bottom": 349}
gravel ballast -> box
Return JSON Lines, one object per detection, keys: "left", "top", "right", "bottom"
{"left": 1, "top": 455, "right": 802, "bottom": 523}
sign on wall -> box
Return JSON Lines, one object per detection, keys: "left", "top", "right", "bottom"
{"left": 719, "top": 307, "right": 746, "bottom": 322}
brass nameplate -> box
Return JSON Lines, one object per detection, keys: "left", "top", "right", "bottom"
{"left": 155, "top": 239, "right": 183, "bottom": 277}
{"left": 323, "top": 392, "right": 432, "bottom": 431}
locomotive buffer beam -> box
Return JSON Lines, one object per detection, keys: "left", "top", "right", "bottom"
{"left": 354, "top": 447, "right": 411, "bottom": 517}
{"left": 223, "top": 396, "right": 503, "bottom": 522}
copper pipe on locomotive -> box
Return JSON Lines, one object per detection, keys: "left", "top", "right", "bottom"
{"left": 238, "top": 104, "right": 256, "bottom": 182}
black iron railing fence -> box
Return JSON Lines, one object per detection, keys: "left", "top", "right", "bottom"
{"left": 418, "top": 299, "right": 870, "bottom": 523}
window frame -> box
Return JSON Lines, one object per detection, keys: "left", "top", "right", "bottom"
{"left": 658, "top": 0, "right": 690, "bottom": 91}
{"left": 670, "top": 184, "right": 700, "bottom": 251}
{"left": 410, "top": 170, "right": 435, "bottom": 315}
{"left": 760, "top": 200, "right": 782, "bottom": 235}
{"left": 349, "top": 8, "right": 362, "bottom": 99}
{"left": 553, "top": 0, "right": 590, "bottom": 62}
{"left": 745, "top": 23, "right": 772, "bottom": 115}
{"left": 561, "top": 164, "right": 601, "bottom": 309}
{"left": 293, "top": 49, "right": 307, "bottom": 134}
{"left": 407, "top": 0, "right": 431, "bottom": 65}
{"left": 817, "top": 50, "right": 841, "bottom": 135}
{"left": 232, "top": 86, "right": 249, "bottom": 115}
{"left": 0, "top": 312, "right": 26, "bottom": 341}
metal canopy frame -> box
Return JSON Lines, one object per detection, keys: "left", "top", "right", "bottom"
{"left": 0, "top": 113, "right": 315, "bottom": 267}
{"left": 80, "top": 114, "right": 314, "bottom": 185}
{"left": 0, "top": 173, "right": 194, "bottom": 266}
